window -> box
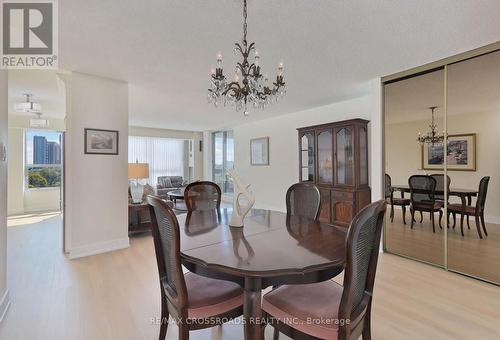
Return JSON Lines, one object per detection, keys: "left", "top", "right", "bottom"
{"left": 128, "top": 136, "right": 186, "bottom": 185}
{"left": 25, "top": 130, "right": 62, "bottom": 189}
{"left": 212, "top": 130, "right": 234, "bottom": 194}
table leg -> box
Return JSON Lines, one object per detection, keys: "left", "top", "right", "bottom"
{"left": 460, "top": 195, "right": 466, "bottom": 237}
{"left": 243, "top": 277, "right": 264, "bottom": 340}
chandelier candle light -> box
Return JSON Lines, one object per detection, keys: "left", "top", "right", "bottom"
{"left": 207, "top": 0, "right": 286, "bottom": 116}
{"left": 417, "top": 106, "right": 445, "bottom": 146}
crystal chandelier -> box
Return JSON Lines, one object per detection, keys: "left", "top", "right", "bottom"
{"left": 207, "top": 0, "right": 286, "bottom": 116}
{"left": 417, "top": 106, "right": 445, "bottom": 145}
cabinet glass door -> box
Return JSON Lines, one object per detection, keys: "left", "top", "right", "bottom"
{"left": 300, "top": 133, "right": 315, "bottom": 181}
{"left": 336, "top": 127, "right": 354, "bottom": 185}
{"left": 359, "top": 127, "right": 368, "bottom": 185}
{"left": 317, "top": 130, "right": 333, "bottom": 184}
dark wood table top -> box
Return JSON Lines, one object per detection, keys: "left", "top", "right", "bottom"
{"left": 177, "top": 208, "right": 347, "bottom": 278}
{"left": 177, "top": 208, "right": 347, "bottom": 340}
{"left": 392, "top": 184, "right": 478, "bottom": 196}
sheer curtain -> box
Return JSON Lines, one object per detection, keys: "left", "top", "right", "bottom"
{"left": 128, "top": 136, "right": 185, "bottom": 185}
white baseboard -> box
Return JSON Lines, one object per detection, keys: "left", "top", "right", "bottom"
{"left": 485, "top": 215, "right": 500, "bottom": 225}
{"left": 0, "top": 290, "right": 11, "bottom": 325}
{"left": 69, "top": 237, "right": 130, "bottom": 259}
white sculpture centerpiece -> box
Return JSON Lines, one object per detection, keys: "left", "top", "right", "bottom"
{"left": 227, "top": 170, "right": 255, "bottom": 227}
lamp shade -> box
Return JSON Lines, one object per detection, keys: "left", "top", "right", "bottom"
{"left": 128, "top": 163, "right": 149, "bottom": 179}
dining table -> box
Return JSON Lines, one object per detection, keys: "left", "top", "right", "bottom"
{"left": 391, "top": 184, "right": 478, "bottom": 235}
{"left": 177, "top": 208, "right": 347, "bottom": 340}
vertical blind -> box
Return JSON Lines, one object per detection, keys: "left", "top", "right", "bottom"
{"left": 128, "top": 136, "right": 185, "bottom": 185}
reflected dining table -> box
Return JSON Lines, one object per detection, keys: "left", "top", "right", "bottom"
{"left": 391, "top": 184, "right": 478, "bottom": 236}
{"left": 177, "top": 208, "right": 347, "bottom": 340}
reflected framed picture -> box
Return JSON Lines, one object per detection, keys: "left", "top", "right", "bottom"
{"left": 250, "top": 137, "right": 269, "bottom": 166}
{"left": 421, "top": 133, "right": 476, "bottom": 171}
{"left": 84, "top": 128, "right": 119, "bottom": 155}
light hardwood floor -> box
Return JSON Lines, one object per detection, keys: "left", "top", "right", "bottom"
{"left": 1, "top": 214, "right": 500, "bottom": 339}
{"left": 385, "top": 207, "right": 500, "bottom": 284}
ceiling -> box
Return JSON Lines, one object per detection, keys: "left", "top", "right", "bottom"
{"left": 8, "top": 70, "right": 66, "bottom": 118}
{"left": 385, "top": 50, "right": 500, "bottom": 124}
{"left": 26, "top": 0, "right": 500, "bottom": 130}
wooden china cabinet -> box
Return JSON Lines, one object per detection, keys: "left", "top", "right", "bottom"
{"left": 298, "top": 119, "right": 371, "bottom": 227}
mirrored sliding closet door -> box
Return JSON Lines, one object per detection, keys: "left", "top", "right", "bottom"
{"left": 446, "top": 50, "right": 500, "bottom": 284}
{"left": 384, "top": 68, "right": 446, "bottom": 267}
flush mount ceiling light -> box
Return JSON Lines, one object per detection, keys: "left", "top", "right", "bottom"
{"left": 417, "top": 106, "right": 445, "bottom": 146}
{"left": 14, "top": 93, "right": 42, "bottom": 113}
{"left": 207, "top": 0, "right": 286, "bottom": 116}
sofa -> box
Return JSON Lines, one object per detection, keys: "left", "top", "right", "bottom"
{"left": 156, "top": 176, "right": 187, "bottom": 197}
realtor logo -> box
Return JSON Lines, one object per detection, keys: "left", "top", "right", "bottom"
{"left": 1, "top": 0, "right": 58, "bottom": 69}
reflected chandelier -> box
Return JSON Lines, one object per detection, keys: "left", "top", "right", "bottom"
{"left": 417, "top": 106, "right": 445, "bottom": 145}
{"left": 207, "top": 0, "right": 286, "bottom": 116}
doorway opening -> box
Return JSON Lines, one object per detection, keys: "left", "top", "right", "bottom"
{"left": 7, "top": 70, "right": 67, "bottom": 252}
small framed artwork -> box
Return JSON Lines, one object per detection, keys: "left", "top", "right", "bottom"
{"left": 84, "top": 128, "right": 119, "bottom": 155}
{"left": 421, "top": 133, "right": 476, "bottom": 171}
{"left": 250, "top": 137, "right": 269, "bottom": 166}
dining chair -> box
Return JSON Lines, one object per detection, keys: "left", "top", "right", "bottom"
{"left": 286, "top": 182, "right": 321, "bottom": 220}
{"left": 385, "top": 174, "right": 410, "bottom": 224}
{"left": 447, "top": 176, "right": 490, "bottom": 239}
{"left": 430, "top": 174, "right": 451, "bottom": 203}
{"left": 146, "top": 195, "right": 243, "bottom": 340}
{"left": 408, "top": 175, "right": 443, "bottom": 232}
{"left": 184, "top": 181, "right": 221, "bottom": 212}
{"left": 262, "top": 200, "right": 387, "bottom": 340}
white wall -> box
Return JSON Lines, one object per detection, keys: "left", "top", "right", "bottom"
{"left": 6, "top": 128, "right": 23, "bottom": 215}
{"left": 0, "top": 70, "right": 10, "bottom": 322}
{"left": 128, "top": 126, "right": 204, "bottom": 181}
{"left": 65, "top": 72, "right": 129, "bottom": 259}
{"left": 386, "top": 110, "right": 500, "bottom": 222}
{"left": 232, "top": 80, "right": 383, "bottom": 212}
{"left": 7, "top": 117, "right": 65, "bottom": 215}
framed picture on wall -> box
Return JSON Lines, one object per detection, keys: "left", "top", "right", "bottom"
{"left": 421, "top": 133, "right": 476, "bottom": 171}
{"left": 250, "top": 137, "right": 269, "bottom": 166}
{"left": 84, "top": 128, "right": 119, "bottom": 155}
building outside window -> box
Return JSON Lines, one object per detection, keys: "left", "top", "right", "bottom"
{"left": 25, "top": 130, "right": 62, "bottom": 189}
{"left": 212, "top": 130, "right": 234, "bottom": 194}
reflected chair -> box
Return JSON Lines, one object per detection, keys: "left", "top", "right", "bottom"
{"left": 385, "top": 174, "right": 410, "bottom": 224}
{"left": 286, "top": 182, "right": 321, "bottom": 220}
{"left": 409, "top": 175, "right": 443, "bottom": 232}
{"left": 262, "top": 200, "right": 387, "bottom": 340}
{"left": 147, "top": 196, "right": 243, "bottom": 340}
{"left": 184, "top": 181, "right": 221, "bottom": 212}
{"left": 448, "top": 176, "right": 490, "bottom": 239}
{"left": 430, "top": 174, "right": 451, "bottom": 203}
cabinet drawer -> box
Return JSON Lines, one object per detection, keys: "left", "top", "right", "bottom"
{"left": 332, "top": 190, "right": 354, "bottom": 202}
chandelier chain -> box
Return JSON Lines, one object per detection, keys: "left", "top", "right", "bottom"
{"left": 243, "top": 0, "right": 248, "bottom": 43}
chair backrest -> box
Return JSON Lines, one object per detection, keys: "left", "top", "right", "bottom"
{"left": 430, "top": 174, "right": 450, "bottom": 201}
{"left": 147, "top": 195, "right": 188, "bottom": 311}
{"left": 384, "top": 174, "right": 392, "bottom": 199}
{"left": 338, "top": 200, "right": 387, "bottom": 337}
{"left": 408, "top": 175, "right": 436, "bottom": 207}
{"left": 184, "top": 181, "right": 221, "bottom": 211}
{"left": 476, "top": 176, "right": 490, "bottom": 213}
{"left": 285, "top": 182, "right": 321, "bottom": 220}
